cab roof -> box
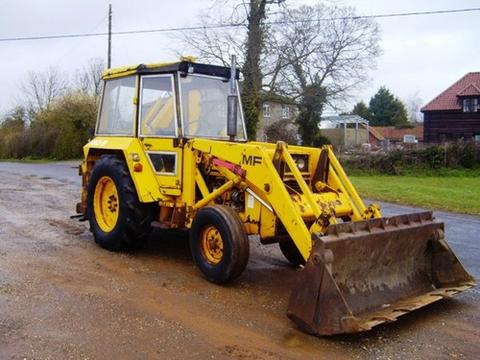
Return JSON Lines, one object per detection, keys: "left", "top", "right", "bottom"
{"left": 102, "top": 57, "right": 240, "bottom": 80}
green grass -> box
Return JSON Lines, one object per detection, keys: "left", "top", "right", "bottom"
{"left": 0, "top": 157, "right": 81, "bottom": 163}
{"left": 0, "top": 157, "right": 54, "bottom": 163}
{"left": 350, "top": 172, "right": 480, "bottom": 215}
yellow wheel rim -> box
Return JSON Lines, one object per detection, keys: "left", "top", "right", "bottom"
{"left": 200, "top": 225, "right": 224, "bottom": 265}
{"left": 93, "top": 176, "right": 119, "bottom": 232}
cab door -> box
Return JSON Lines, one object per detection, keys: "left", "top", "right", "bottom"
{"left": 138, "top": 74, "right": 182, "bottom": 196}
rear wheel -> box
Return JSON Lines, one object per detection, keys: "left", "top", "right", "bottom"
{"left": 279, "top": 240, "right": 306, "bottom": 267}
{"left": 87, "top": 155, "right": 154, "bottom": 251}
{"left": 190, "top": 205, "right": 249, "bottom": 284}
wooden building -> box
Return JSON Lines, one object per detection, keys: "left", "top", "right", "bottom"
{"left": 422, "top": 72, "right": 480, "bottom": 143}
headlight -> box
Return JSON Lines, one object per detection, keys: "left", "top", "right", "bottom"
{"left": 296, "top": 157, "right": 306, "bottom": 171}
{"left": 291, "top": 155, "right": 308, "bottom": 171}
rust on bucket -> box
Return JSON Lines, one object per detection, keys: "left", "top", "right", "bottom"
{"left": 287, "top": 212, "right": 476, "bottom": 335}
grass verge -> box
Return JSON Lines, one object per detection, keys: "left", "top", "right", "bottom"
{"left": 350, "top": 171, "right": 480, "bottom": 215}
{"left": 0, "top": 157, "right": 54, "bottom": 163}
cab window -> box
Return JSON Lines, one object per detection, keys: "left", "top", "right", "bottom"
{"left": 97, "top": 76, "right": 136, "bottom": 135}
{"left": 139, "top": 75, "right": 177, "bottom": 137}
{"left": 180, "top": 74, "right": 246, "bottom": 140}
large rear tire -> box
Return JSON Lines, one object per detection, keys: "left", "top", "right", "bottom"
{"left": 190, "top": 205, "right": 249, "bottom": 284}
{"left": 87, "top": 154, "right": 154, "bottom": 251}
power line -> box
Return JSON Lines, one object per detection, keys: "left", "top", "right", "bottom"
{"left": 55, "top": 14, "right": 108, "bottom": 65}
{"left": 329, "top": 7, "right": 480, "bottom": 20}
{"left": 0, "top": 7, "right": 479, "bottom": 43}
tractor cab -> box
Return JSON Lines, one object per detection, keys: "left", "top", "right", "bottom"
{"left": 95, "top": 60, "right": 247, "bottom": 141}
{"left": 91, "top": 59, "right": 247, "bottom": 193}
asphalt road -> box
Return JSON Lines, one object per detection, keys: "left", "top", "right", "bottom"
{"left": 1, "top": 160, "right": 478, "bottom": 280}
{"left": 0, "top": 161, "right": 80, "bottom": 184}
{"left": 0, "top": 161, "right": 478, "bottom": 359}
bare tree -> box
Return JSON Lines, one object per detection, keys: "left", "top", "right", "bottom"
{"left": 76, "top": 58, "right": 105, "bottom": 98}
{"left": 175, "top": 1, "right": 380, "bottom": 143}
{"left": 176, "top": 0, "right": 284, "bottom": 139}
{"left": 264, "top": 118, "right": 298, "bottom": 144}
{"left": 176, "top": 10, "right": 245, "bottom": 67}
{"left": 272, "top": 5, "right": 380, "bottom": 104}
{"left": 242, "top": 0, "right": 285, "bottom": 139}
{"left": 19, "top": 67, "right": 69, "bottom": 113}
{"left": 404, "top": 92, "right": 423, "bottom": 123}
{"left": 271, "top": 4, "right": 380, "bottom": 144}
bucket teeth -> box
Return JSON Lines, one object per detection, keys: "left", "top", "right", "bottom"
{"left": 287, "top": 212, "right": 476, "bottom": 335}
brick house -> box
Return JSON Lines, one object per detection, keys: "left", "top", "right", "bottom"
{"left": 421, "top": 72, "right": 480, "bottom": 143}
{"left": 256, "top": 96, "right": 298, "bottom": 141}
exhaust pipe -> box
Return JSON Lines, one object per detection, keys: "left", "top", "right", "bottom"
{"left": 227, "top": 54, "right": 238, "bottom": 142}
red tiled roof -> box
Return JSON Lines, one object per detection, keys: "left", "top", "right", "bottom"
{"left": 422, "top": 72, "right": 480, "bottom": 111}
{"left": 457, "top": 83, "right": 480, "bottom": 97}
{"left": 372, "top": 124, "right": 424, "bottom": 141}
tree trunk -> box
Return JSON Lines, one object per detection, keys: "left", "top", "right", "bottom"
{"left": 242, "top": 0, "right": 267, "bottom": 140}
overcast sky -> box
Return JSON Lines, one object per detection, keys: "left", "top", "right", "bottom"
{"left": 0, "top": 0, "right": 478, "bottom": 116}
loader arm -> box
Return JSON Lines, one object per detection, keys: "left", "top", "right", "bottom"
{"left": 190, "top": 139, "right": 376, "bottom": 261}
{"left": 190, "top": 138, "right": 475, "bottom": 336}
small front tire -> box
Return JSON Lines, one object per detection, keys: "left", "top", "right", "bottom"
{"left": 190, "top": 205, "right": 249, "bottom": 284}
{"left": 279, "top": 240, "right": 306, "bottom": 267}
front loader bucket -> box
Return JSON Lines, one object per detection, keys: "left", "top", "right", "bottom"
{"left": 287, "top": 212, "right": 475, "bottom": 336}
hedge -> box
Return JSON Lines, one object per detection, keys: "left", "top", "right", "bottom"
{"left": 340, "top": 142, "right": 480, "bottom": 174}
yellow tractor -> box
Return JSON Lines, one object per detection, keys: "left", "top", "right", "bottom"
{"left": 76, "top": 56, "right": 475, "bottom": 335}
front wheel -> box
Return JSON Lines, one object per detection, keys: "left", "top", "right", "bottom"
{"left": 190, "top": 205, "right": 249, "bottom": 284}
{"left": 279, "top": 239, "right": 306, "bottom": 267}
{"left": 87, "top": 155, "right": 154, "bottom": 251}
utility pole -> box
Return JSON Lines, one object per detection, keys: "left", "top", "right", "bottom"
{"left": 107, "top": 4, "right": 112, "bottom": 68}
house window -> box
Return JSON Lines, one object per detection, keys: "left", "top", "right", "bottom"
{"left": 403, "top": 134, "right": 417, "bottom": 143}
{"left": 282, "top": 105, "right": 290, "bottom": 119}
{"left": 263, "top": 104, "right": 271, "bottom": 118}
{"left": 463, "top": 98, "right": 479, "bottom": 112}
{"left": 475, "top": 134, "right": 480, "bottom": 143}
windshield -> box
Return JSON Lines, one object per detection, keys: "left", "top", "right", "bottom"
{"left": 180, "top": 74, "right": 246, "bottom": 139}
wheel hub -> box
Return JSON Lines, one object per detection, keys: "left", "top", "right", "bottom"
{"left": 107, "top": 194, "right": 118, "bottom": 212}
{"left": 93, "top": 176, "right": 120, "bottom": 232}
{"left": 201, "top": 226, "right": 224, "bottom": 265}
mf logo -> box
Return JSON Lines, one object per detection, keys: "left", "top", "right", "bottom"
{"left": 241, "top": 154, "right": 262, "bottom": 166}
